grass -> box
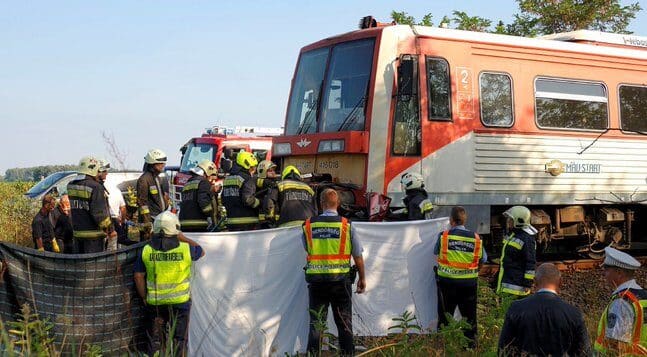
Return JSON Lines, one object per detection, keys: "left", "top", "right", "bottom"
{"left": 0, "top": 182, "right": 36, "bottom": 247}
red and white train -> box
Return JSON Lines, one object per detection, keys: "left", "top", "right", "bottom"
{"left": 272, "top": 17, "right": 647, "bottom": 255}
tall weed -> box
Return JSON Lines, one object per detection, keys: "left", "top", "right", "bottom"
{"left": 0, "top": 182, "right": 36, "bottom": 246}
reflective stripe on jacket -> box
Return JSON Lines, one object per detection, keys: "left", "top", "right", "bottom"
{"left": 303, "top": 215, "right": 351, "bottom": 283}
{"left": 497, "top": 229, "right": 536, "bottom": 297}
{"left": 179, "top": 175, "right": 215, "bottom": 231}
{"left": 221, "top": 165, "right": 259, "bottom": 227}
{"left": 437, "top": 229, "right": 482, "bottom": 279}
{"left": 595, "top": 288, "right": 647, "bottom": 356}
{"left": 142, "top": 242, "right": 192, "bottom": 305}
{"left": 67, "top": 177, "right": 112, "bottom": 239}
{"left": 276, "top": 179, "right": 316, "bottom": 227}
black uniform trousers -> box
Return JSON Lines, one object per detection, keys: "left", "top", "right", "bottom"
{"left": 145, "top": 303, "right": 191, "bottom": 356}
{"left": 76, "top": 238, "right": 105, "bottom": 254}
{"left": 437, "top": 278, "right": 478, "bottom": 347}
{"left": 307, "top": 280, "right": 354, "bottom": 355}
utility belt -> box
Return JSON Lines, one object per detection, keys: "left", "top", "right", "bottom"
{"left": 305, "top": 265, "right": 358, "bottom": 284}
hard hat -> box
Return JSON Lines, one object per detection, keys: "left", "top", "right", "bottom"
{"left": 78, "top": 156, "right": 100, "bottom": 177}
{"left": 504, "top": 206, "right": 532, "bottom": 228}
{"left": 144, "top": 149, "right": 167, "bottom": 164}
{"left": 197, "top": 160, "right": 218, "bottom": 177}
{"left": 236, "top": 151, "right": 258, "bottom": 170}
{"left": 282, "top": 165, "right": 301, "bottom": 180}
{"left": 400, "top": 172, "right": 425, "bottom": 191}
{"left": 97, "top": 158, "right": 111, "bottom": 172}
{"left": 257, "top": 160, "right": 277, "bottom": 179}
{"left": 153, "top": 211, "right": 181, "bottom": 235}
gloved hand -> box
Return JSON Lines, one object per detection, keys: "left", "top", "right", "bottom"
{"left": 52, "top": 240, "right": 61, "bottom": 253}
{"left": 38, "top": 247, "right": 45, "bottom": 252}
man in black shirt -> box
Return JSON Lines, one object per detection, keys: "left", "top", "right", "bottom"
{"left": 31, "top": 195, "right": 57, "bottom": 252}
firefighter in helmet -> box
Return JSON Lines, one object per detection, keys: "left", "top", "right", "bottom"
{"left": 497, "top": 206, "right": 537, "bottom": 297}
{"left": 221, "top": 151, "right": 260, "bottom": 231}
{"left": 256, "top": 160, "right": 279, "bottom": 227}
{"left": 137, "top": 149, "right": 169, "bottom": 240}
{"left": 390, "top": 172, "right": 433, "bottom": 220}
{"left": 67, "top": 156, "right": 116, "bottom": 253}
{"left": 179, "top": 160, "right": 220, "bottom": 232}
{"left": 274, "top": 165, "right": 316, "bottom": 227}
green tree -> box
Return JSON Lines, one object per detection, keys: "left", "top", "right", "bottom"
{"left": 452, "top": 10, "right": 492, "bottom": 32}
{"left": 511, "top": 0, "right": 642, "bottom": 35}
{"left": 391, "top": 10, "right": 434, "bottom": 26}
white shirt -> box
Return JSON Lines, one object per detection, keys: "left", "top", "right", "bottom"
{"left": 104, "top": 182, "right": 126, "bottom": 218}
{"left": 606, "top": 279, "right": 643, "bottom": 343}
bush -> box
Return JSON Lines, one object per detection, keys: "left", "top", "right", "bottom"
{"left": 0, "top": 182, "right": 36, "bottom": 247}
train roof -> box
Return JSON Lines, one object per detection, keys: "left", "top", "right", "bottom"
{"left": 396, "top": 25, "right": 647, "bottom": 60}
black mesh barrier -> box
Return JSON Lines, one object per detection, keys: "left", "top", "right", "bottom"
{"left": 0, "top": 242, "right": 148, "bottom": 355}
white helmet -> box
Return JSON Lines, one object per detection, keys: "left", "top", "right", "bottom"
{"left": 78, "top": 156, "right": 100, "bottom": 177}
{"left": 144, "top": 149, "right": 167, "bottom": 164}
{"left": 197, "top": 160, "right": 218, "bottom": 177}
{"left": 153, "top": 211, "right": 181, "bottom": 236}
{"left": 504, "top": 206, "right": 532, "bottom": 228}
{"left": 400, "top": 172, "right": 425, "bottom": 191}
{"left": 97, "top": 158, "right": 111, "bottom": 172}
{"left": 257, "top": 160, "right": 277, "bottom": 179}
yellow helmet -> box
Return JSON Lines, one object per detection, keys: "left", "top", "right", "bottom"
{"left": 97, "top": 158, "right": 111, "bottom": 173}
{"left": 504, "top": 206, "right": 532, "bottom": 228}
{"left": 257, "top": 160, "right": 277, "bottom": 179}
{"left": 197, "top": 160, "right": 218, "bottom": 177}
{"left": 236, "top": 151, "right": 258, "bottom": 170}
{"left": 282, "top": 165, "right": 301, "bottom": 180}
{"left": 153, "top": 211, "right": 181, "bottom": 235}
{"left": 78, "top": 156, "right": 100, "bottom": 177}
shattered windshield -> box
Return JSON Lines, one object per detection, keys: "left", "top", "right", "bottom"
{"left": 180, "top": 143, "right": 216, "bottom": 173}
{"left": 285, "top": 38, "right": 375, "bottom": 135}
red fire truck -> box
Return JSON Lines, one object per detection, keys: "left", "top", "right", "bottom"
{"left": 170, "top": 126, "right": 281, "bottom": 205}
{"left": 271, "top": 16, "right": 647, "bottom": 254}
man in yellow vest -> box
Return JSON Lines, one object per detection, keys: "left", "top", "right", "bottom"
{"left": 595, "top": 247, "right": 647, "bottom": 356}
{"left": 134, "top": 211, "right": 205, "bottom": 356}
{"left": 303, "top": 188, "right": 366, "bottom": 355}
{"left": 434, "top": 206, "right": 487, "bottom": 348}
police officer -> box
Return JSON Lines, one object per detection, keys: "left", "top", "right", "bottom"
{"left": 434, "top": 206, "right": 487, "bottom": 347}
{"left": 496, "top": 206, "right": 537, "bottom": 297}
{"left": 221, "top": 151, "right": 260, "bottom": 231}
{"left": 275, "top": 165, "right": 316, "bottom": 227}
{"left": 133, "top": 211, "right": 204, "bottom": 355}
{"left": 303, "top": 188, "right": 366, "bottom": 355}
{"left": 391, "top": 172, "right": 433, "bottom": 220}
{"left": 256, "top": 160, "right": 279, "bottom": 227}
{"left": 595, "top": 247, "right": 647, "bottom": 355}
{"left": 179, "top": 160, "right": 219, "bottom": 232}
{"left": 67, "top": 156, "right": 115, "bottom": 253}
{"left": 137, "top": 149, "right": 169, "bottom": 240}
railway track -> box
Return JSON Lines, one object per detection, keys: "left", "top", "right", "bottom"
{"left": 479, "top": 256, "right": 647, "bottom": 278}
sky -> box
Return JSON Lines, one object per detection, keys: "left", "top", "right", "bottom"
{"left": 1, "top": 1, "right": 645, "bottom": 174}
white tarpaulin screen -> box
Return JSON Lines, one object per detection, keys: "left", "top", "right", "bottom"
{"left": 188, "top": 217, "right": 449, "bottom": 356}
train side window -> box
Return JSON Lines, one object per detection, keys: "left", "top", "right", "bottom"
{"left": 479, "top": 72, "right": 514, "bottom": 127}
{"left": 392, "top": 55, "right": 421, "bottom": 156}
{"left": 535, "top": 78, "right": 608, "bottom": 131}
{"left": 619, "top": 85, "right": 647, "bottom": 133}
{"left": 426, "top": 57, "right": 451, "bottom": 121}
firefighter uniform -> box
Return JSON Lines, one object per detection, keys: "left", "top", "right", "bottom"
{"left": 221, "top": 164, "right": 259, "bottom": 231}
{"left": 256, "top": 176, "right": 278, "bottom": 227}
{"left": 496, "top": 228, "right": 536, "bottom": 297}
{"left": 595, "top": 247, "right": 647, "bottom": 355}
{"left": 68, "top": 176, "right": 113, "bottom": 254}
{"left": 179, "top": 174, "right": 216, "bottom": 232}
{"left": 137, "top": 170, "right": 168, "bottom": 238}
{"left": 304, "top": 213, "right": 363, "bottom": 355}
{"left": 403, "top": 188, "right": 433, "bottom": 220}
{"left": 275, "top": 166, "right": 317, "bottom": 227}
{"left": 435, "top": 226, "right": 486, "bottom": 345}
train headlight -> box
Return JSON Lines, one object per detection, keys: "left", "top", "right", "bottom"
{"left": 318, "top": 139, "right": 345, "bottom": 153}
{"left": 273, "top": 143, "right": 292, "bottom": 156}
